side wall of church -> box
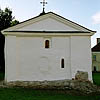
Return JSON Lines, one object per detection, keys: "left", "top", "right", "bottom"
{"left": 70, "top": 36, "right": 92, "bottom": 81}
{"left": 5, "top": 35, "right": 92, "bottom": 82}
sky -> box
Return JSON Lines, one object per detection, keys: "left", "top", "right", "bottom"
{"left": 0, "top": 0, "right": 100, "bottom": 47}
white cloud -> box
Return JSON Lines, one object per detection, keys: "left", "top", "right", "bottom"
{"left": 92, "top": 12, "right": 100, "bottom": 24}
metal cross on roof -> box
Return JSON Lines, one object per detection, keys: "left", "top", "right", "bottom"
{"left": 40, "top": 0, "right": 47, "bottom": 13}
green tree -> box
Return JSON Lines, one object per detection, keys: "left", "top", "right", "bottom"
{"left": 0, "top": 7, "right": 19, "bottom": 31}
{"left": 11, "top": 20, "right": 19, "bottom": 26}
{"left": 0, "top": 7, "right": 19, "bottom": 72}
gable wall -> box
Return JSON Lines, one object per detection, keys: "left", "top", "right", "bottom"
{"left": 17, "top": 18, "right": 78, "bottom": 31}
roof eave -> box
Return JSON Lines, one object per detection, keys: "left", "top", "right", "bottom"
{"left": 2, "top": 31, "right": 94, "bottom": 36}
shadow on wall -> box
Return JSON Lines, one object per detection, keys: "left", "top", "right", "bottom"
{"left": 0, "top": 32, "right": 5, "bottom": 72}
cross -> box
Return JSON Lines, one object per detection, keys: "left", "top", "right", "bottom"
{"left": 40, "top": 0, "right": 47, "bottom": 13}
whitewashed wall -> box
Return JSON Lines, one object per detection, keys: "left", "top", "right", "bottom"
{"left": 5, "top": 35, "right": 92, "bottom": 82}
{"left": 5, "top": 35, "right": 71, "bottom": 82}
{"left": 5, "top": 36, "right": 17, "bottom": 81}
{"left": 71, "top": 36, "right": 92, "bottom": 81}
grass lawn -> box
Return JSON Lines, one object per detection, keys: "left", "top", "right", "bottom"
{"left": 93, "top": 72, "right": 100, "bottom": 86}
{"left": 0, "top": 88, "right": 100, "bottom": 100}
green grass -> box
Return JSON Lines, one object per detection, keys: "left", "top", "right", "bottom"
{"left": 0, "top": 88, "right": 100, "bottom": 100}
{"left": 93, "top": 72, "right": 100, "bottom": 86}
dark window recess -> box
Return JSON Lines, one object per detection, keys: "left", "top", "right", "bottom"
{"left": 45, "top": 40, "right": 49, "bottom": 48}
{"left": 61, "top": 59, "right": 64, "bottom": 68}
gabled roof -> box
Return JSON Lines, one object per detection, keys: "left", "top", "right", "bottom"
{"left": 2, "top": 12, "right": 96, "bottom": 35}
{"left": 92, "top": 43, "right": 100, "bottom": 52}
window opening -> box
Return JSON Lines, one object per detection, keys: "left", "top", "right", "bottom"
{"left": 61, "top": 59, "right": 64, "bottom": 68}
{"left": 45, "top": 40, "right": 49, "bottom": 48}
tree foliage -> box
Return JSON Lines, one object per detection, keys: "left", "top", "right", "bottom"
{"left": 11, "top": 20, "right": 19, "bottom": 26}
{"left": 0, "top": 7, "right": 19, "bottom": 31}
{"left": 0, "top": 7, "right": 19, "bottom": 72}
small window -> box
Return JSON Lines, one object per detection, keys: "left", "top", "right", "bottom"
{"left": 61, "top": 59, "right": 64, "bottom": 68}
{"left": 45, "top": 40, "right": 49, "bottom": 48}
{"left": 93, "top": 55, "right": 96, "bottom": 61}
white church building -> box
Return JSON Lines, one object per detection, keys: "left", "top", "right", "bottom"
{"left": 2, "top": 12, "right": 96, "bottom": 82}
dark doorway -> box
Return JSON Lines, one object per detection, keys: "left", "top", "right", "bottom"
{"left": 94, "top": 66, "right": 97, "bottom": 72}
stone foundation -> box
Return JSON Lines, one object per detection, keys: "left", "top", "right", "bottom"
{"left": 4, "top": 79, "right": 100, "bottom": 94}
{"left": 75, "top": 71, "right": 88, "bottom": 81}
{"left": 0, "top": 71, "right": 99, "bottom": 94}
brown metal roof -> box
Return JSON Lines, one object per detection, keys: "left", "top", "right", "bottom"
{"left": 92, "top": 43, "right": 100, "bottom": 52}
